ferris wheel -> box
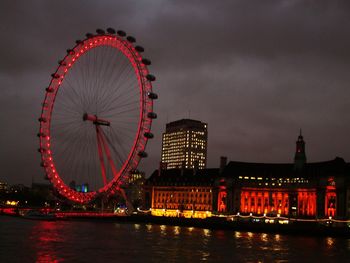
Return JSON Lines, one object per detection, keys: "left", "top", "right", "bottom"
{"left": 38, "top": 28, "right": 157, "bottom": 203}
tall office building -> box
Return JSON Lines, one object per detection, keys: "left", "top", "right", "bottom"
{"left": 161, "top": 119, "right": 208, "bottom": 169}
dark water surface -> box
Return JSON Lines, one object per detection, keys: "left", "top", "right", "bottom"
{"left": 0, "top": 216, "right": 349, "bottom": 262}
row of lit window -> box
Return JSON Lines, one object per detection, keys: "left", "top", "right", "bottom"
{"left": 162, "top": 146, "right": 189, "bottom": 152}
{"left": 162, "top": 141, "right": 187, "bottom": 146}
{"left": 191, "top": 131, "right": 206, "bottom": 136}
{"left": 238, "top": 176, "right": 309, "bottom": 184}
{"left": 155, "top": 199, "right": 211, "bottom": 205}
{"left": 156, "top": 188, "right": 212, "bottom": 192}
{"left": 162, "top": 145, "right": 187, "bottom": 150}
{"left": 161, "top": 152, "right": 186, "bottom": 157}
{"left": 163, "top": 131, "right": 186, "bottom": 136}
{"left": 154, "top": 205, "right": 211, "bottom": 211}
{"left": 156, "top": 192, "right": 211, "bottom": 198}
{"left": 162, "top": 139, "right": 187, "bottom": 144}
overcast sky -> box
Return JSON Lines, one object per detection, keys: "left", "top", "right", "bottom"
{"left": 1, "top": 0, "right": 350, "bottom": 186}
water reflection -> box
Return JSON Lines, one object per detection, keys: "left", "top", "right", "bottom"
{"left": 146, "top": 224, "right": 152, "bottom": 232}
{"left": 174, "top": 226, "right": 180, "bottom": 235}
{"left": 203, "top": 228, "right": 211, "bottom": 237}
{"left": 326, "top": 237, "right": 335, "bottom": 247}
{"left": 275, "top": 234, "right": 281, "bottom": 242}
{"left": 201, "top": 252, "right": 210, "bottom": 261}
{"left": 260, "top": 233, "right": 268, "bottom": 242}
{"left": 160, "top": 224, "right": 167, "bottom": 236}
{"left": 1, "top": 217, "right": 349, "bottom": 263}
{"left": 30, "top": 221, "right": 64, "bottom": 263}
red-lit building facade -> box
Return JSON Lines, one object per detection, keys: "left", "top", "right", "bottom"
{"left": 144, "top": 133, "right": 350, "bottom": 219}
{"left": 217, "top": 158, "right": 348, "bottom": 219}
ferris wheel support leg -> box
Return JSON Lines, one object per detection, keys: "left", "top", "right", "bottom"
{"left": 96, "top": 126, "right": 108, "bottom": 186}
{"left": 97, "top": 126, "right": 120, "bottom": 181}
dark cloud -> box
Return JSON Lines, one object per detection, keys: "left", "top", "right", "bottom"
{"left": 1, "top": 0, "right": 350, "bottom": 186}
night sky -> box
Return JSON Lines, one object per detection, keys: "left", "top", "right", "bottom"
{"left": 1, "top": 0, "right": 350, "bottom": 186}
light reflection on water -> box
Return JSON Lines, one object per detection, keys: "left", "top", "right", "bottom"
{"left": 203, "top": 228, "right": 210, "bottom": 237}
{"left": 260, "top": 233, "right": 268, "bottom": 242}
{"left": 146, "top": 223, "right": 152, "bottom": 232}
{"left": 160, "top": 224, "right": 167, "bottom": 236}
{"left": 275, "top": 234, "right": 281, "bottom": 242}
{"left": 174, "top": 226, "right": 180, "bottom": 235}
{"left": 326, "top": 237, "right": 335, "bottom": 247}
{"left": 31, "top": 221, "right": 64, "bottom": 263}
{"left": 0, "top": 216, "right": 349, "bottom": 262}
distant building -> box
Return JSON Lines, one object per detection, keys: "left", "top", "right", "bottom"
{"left": 69, "top": 180, "right": 89, "bottom": 193}
{"left": 31, "top": 183, "right": 54, "bottom": 197}
{"left": 125, "top": 170, "right": 146, "bottom": 208}
{"left": 9, "top": 184, "right": 29, "bottom": 193}
{"left": 161, "top": 119, "right": 208, "bottom": 169}
{"left": 145, "top": 132, "right": 350, "bottom": 219}
{"left": 0, "top": 181, "right": 8, "bottom": 193}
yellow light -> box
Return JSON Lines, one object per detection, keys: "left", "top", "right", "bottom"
{"left": 6, "top": 200, "right": 18, "bottom": 206}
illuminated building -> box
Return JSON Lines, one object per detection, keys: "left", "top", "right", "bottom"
{"left": 145, "top": 132, "right": 350, "bottom": 220}
{"left": 161, "top": 119, "right": 207, "bottom": 169}
{"left": 217, "top": 132, "right": 349, "bottom": 219}
{"left": 144, "top": 168, "right": 218, "bottom": 218}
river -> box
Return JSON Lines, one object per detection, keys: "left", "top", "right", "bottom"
{"left": 0, "top": 216, "right": 349, "bottom": 262}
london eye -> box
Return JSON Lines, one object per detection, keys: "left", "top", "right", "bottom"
{"left": 38, "top": 28, "right": 157, "bottom": 203}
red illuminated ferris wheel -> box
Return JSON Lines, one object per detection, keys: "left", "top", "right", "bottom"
{"left": 38, "top": 28, "right": 157, "bottom": 203}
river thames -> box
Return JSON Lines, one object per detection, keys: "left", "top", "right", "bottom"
{"left": 0, "top": 216, "right": 349, "bottom": 262}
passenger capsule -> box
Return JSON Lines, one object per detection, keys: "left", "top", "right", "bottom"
{"left": 144, "top": 132, "right": 154, "bottom": 139}
{"left": 38, "top": 148, "right": 46, "bottom": 153}
{"left": 138, "top": 151, "right": 148, "bottom": 158}
{"left": 142, "top": 58, "right": 151, "bottom": 65}
{"left": 117, "top": 30, "right": 126, "bottom": 37}
{"left": 96, "top": 29, "right": 105, "bottom": 35}
{"left": 38, "top": 117, "right": 47, "bottom": 123}
{"left": 51, "top": 73, "right": 60, "bottom": 79}
{"left": 76, "top": 40, "right": 83, "bottom": 45}
{"left": 106, "top": 27, "right": 116, "bottom": 34}
{"left": 37, "top": 132, "right": 46, "bottom": 137}
{"left": 135, "top": 46, "right": 144, "bottom": 52}
{"left": 148, "top": 92, "right": 158, "bottom": 100}
{"left": 46, "top": 87, "right": 54, "bottom": 93}
{"left": 146, "top": 74, "right": 156, "bottom": 81}
{"left": 126, "top": 36, "right": 136, "bottom": 43}
{"left": 67, "top": 49, "right": 75, "bottom": 55}
{"left": 86, "top": 33, "right": 93, "bottom": 38}
{"left": 147, "top": 112, "right": 157, "bottom": 119}
{"left": 58, "top": 60, "right": 66, "bottom": 66}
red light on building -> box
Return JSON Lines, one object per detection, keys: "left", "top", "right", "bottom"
{"left": 218, "top": 190, "right": 227, "bottom": 212}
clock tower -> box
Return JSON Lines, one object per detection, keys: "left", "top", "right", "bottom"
{"left": 294, "top": 129, "right": 306, "bottom": 171}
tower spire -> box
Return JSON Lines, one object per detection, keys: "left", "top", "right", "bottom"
{"left": 294, "top": 130, "right": 306, "bottom": 171}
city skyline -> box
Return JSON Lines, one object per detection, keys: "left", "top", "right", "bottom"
{"left": 1, "top": 1, "right": 350, "bottom": 186}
